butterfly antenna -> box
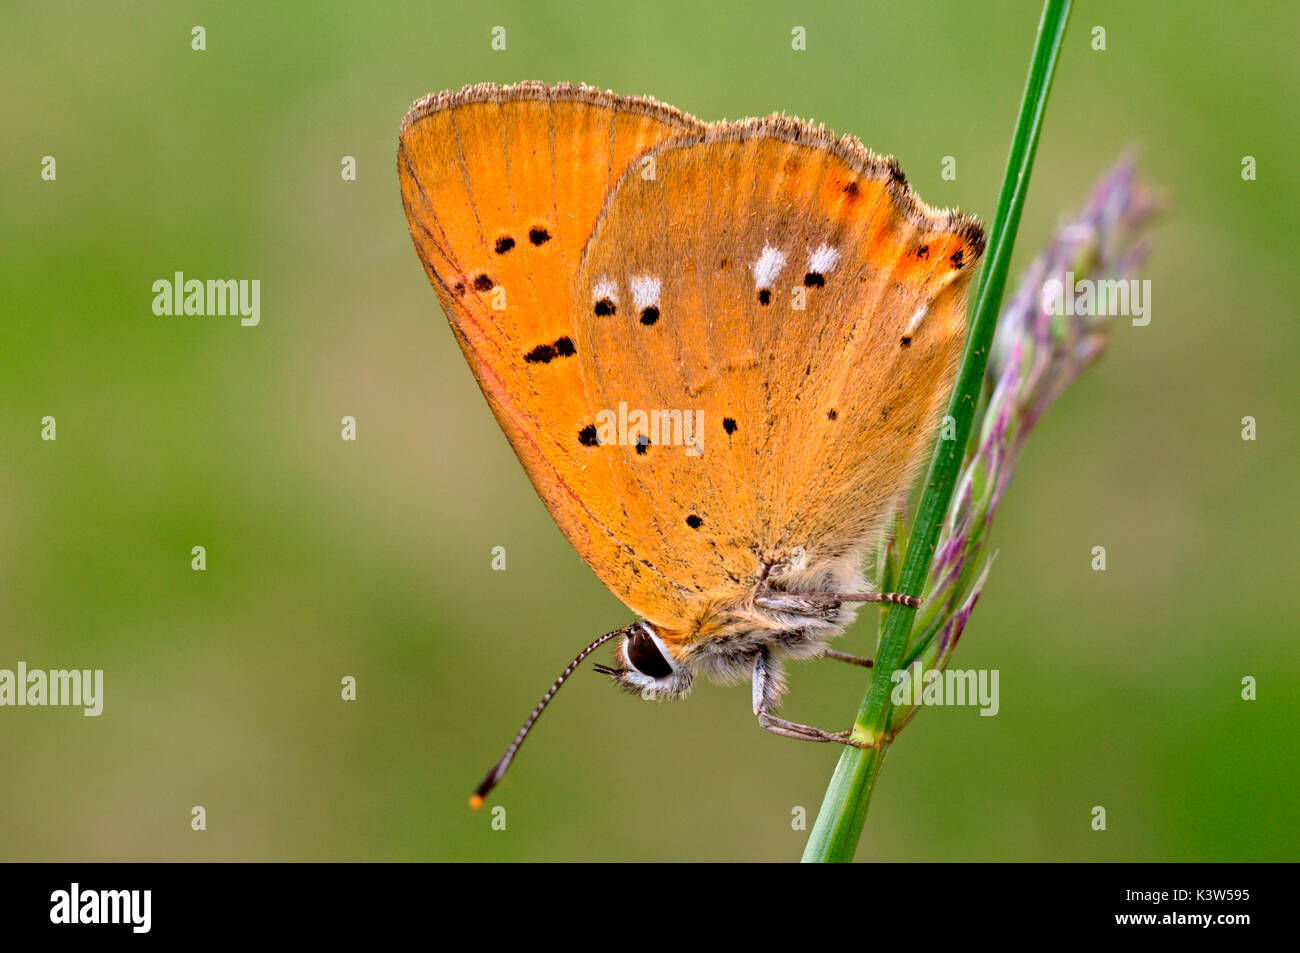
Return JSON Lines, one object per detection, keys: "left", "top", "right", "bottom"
{"left": 469, "top": 624, "right": 629, "bottom": 808}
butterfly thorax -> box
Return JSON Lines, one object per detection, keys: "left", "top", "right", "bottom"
{"left": 610, "top": 546, "right": 871, "bottom": 697}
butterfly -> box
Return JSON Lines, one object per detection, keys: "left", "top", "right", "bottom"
{"left": 397, "top": 82, "right": 983, "bottom": 805}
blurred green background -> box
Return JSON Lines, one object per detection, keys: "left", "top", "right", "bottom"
{"left": 2, "top": 0, "right": 1296, "bottom": 861}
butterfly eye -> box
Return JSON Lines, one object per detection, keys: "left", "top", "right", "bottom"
{"left": 625, "top": 625, "right": 673, "bottom": 679}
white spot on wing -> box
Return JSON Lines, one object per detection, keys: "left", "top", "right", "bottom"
{"left": 593, "top": 275, "right": 619, "bottom": 304}
{"left": 807, "top": 244, "right": 840, "bottom": 275}
{"left": 751, "top": 246, "right": 786, "bottom": 288}
{"left": 904, "top": 302, "right": 929, "bottom": 337}
{"left": 629, "top": 275, "right": 661, "bottom": 310}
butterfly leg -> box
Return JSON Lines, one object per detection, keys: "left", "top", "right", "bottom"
{"left": 752, "top": 649, "right": 871, "bottom": 748}
{"left": 821, "top": 648, "right": 874, "bottom": 668}
{"left": 755, "top": 589, "right": 920, "bottom": 612}
{"left": 807, "top": 591, "right": 921, "bottom": 608}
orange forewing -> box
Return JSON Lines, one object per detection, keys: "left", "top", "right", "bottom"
{"left": 398, "top": 83, "right": 704, "bottom": 577}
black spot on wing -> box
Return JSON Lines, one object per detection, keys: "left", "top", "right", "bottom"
{"left": 722, "top": 417, "right": 737, "bottom": 435}
{"left": 594, "top": 299, "right": 616, "bottom": 316}
{"left": 640, "top": 306, "right": 660, "bottom": 326}
{"left": 685, "top": 514, "right": 703, "bottom": 529}
{"left": 578, "top": 425, "right": 599, "bottom": 447}
{"left": 523, "top": 336, "right": 576, "bottom": 364}
{"left": 494, "top": 235, "right": 515, "bottom": 254}
{"left": 528, "top": 226, "right": 551, "bottom": 246}
{"left": 473, "top": 274, "right": 494, "bottom": 292}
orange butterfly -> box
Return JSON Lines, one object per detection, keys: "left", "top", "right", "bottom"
{"left": 397, "top": 82, "right": 983, "bottom": 805}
